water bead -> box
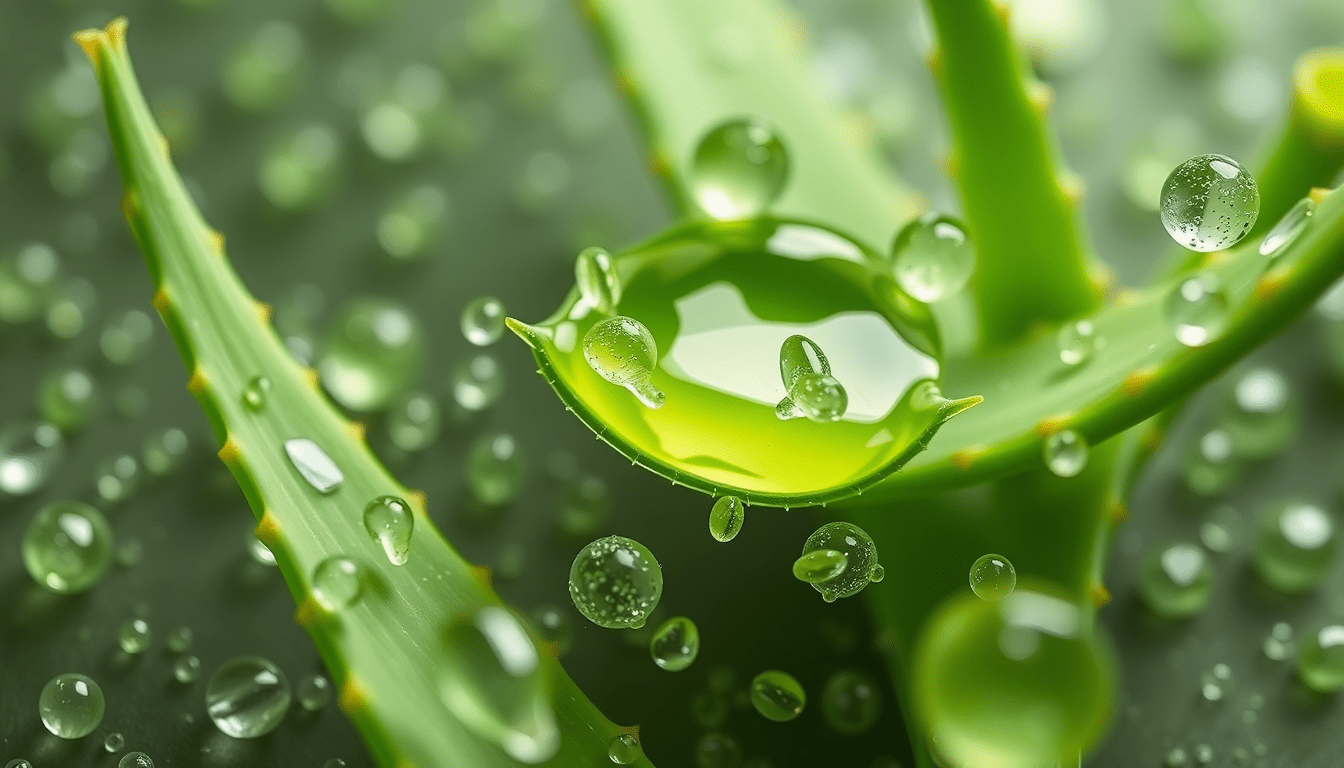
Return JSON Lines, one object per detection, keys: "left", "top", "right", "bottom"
{"left": 242, "top": 375, "right": 271, "bottom": 411}
{"left": 1043, "top": 429, "right": 1089, "bottom": 477}
{"left": 530, "top": 606, "right": 574, "bottom": 656}
{"left": 1159, "top": 154, "right": 1260, "bottom": 252}
{"left": 439, "top": 606, "right": 559, "bottom": 764}
{"left": 222, "top": 21, "right": 306, "bottom": 111}
{"left": 1263, "top": 622, "right": 1294, "bottom": 662}
{"left": 451, "top": 353, "right": 505, "bottom": 411}
{"left": 750, "top": 670, "right": 806, "bottom": 722}
{"left": 377, "top": 185, "right": 448, "bottom": 260}
{"left": 569, "top": 535, "right": 663, "bottom": 629}
{"left": 258, "top": 122, "right": 342, "bottom": 211}
{"left": 557, "top": 475, "right": 609, "bottom": 536}
{"left": 788, "top": 373, "right": 848, "bottom": 423}
{"left": 694, "top": 732, "right": 744, "bottom": 768}
{"left": 39, "top": 673, "right": 105, "bottom": 738}
{"left": 1253, "top": 500, "right": 1336, "bottom": 593}
{"left": 1220, "top": 367, "right": 1295, "bottom": 459}
{"left": 1139, "top": 543, "right": 1212, "bottom": 618}
{"left": 583, "top": 316, "right": 665, "bottom": 409}
{"left": 118, "top": 753, "right": 154, "bottom": 768}
{"left": 1183, "top": 427, "right": 1239, "bottom": 496}
{"left": 690, "top": 692, "right": 730, "bottom": 730}
{"left": 1166, "top": 273, "right": 1230, "bottom": 347}
{"left": 38, "top": 366, "right": 98, "bottom": 430}
{"left": 462, "top": 296, "right": 507, "bottom": 346}
{"left": 467, "top": 432, "right": 525, "bottom": 506}
{"left": 105, "top": 732, "right": 126, "bottom": 752}
{"left": 3, "top": 761, "right": 31, "bottom": 768}
{"left": 792, "top": 549, "right": 849, "bottom": 584}
{"left": 386, "top": 391, "right": 441, "bottom": 451}
{"left": 708, "top": 496, "right": 745, "bottom": 542}
{"left": 95, "top": 453, "right": 141, "bottom": 504}
{"left": 0, "top": 420, "right": 65, "bottom": 495}
{"left": 774, "top": 334, "right": 838, "bottom": 420}
{"left": 119, "top": 618, "right": 152, "bottom": 654}
{"left": 821, "top": 670, "right": 882, "bottom": 735}
{"left": 650, "top": 616, "right": 700, "bottom": 672}
{"left": 778, "top": 334, "right": 830, "bottom": 388}
{"left": 297, "top": 674, "right": 333, "bottom": 711}
{"left": 142, "top": 427, "right": 189, "bottom": 477}
{"left": 608, "top": 733, "right": 643, "bottom": 764}
{"left": 319, "top": 297, "right": 424, "bottom": 412}
{"left": 576, "top": 246, "right": 620, "bottom": 315}
{"left": 249, "top": 537, "right": 278, "bottom": 566}
{"left": 285, "top": 438, "right": 344, "bottom": 493}
{"left": 23, "top": 499, "right": 114, "bottom": 594}
{"left": 99, "top": 310, "right": 155, "bottom": 366}
{"left": 969, "top": 554, "right": 1017, "bottom": 600}
{"left": 363, "top": 495, "right": 414, "bottom": 566}
{"left": 1057, "top": 319, "right": 1098, "bottom": 367}
{"left": 174, "top": 656, "right": 202, "bottom": 683}
{"left": 206, "top": 656, "right": 292, "bottom": 738}
{"left": 1297, "top": 624, "right": 1344, "bottom": 692}
{"left": 800, "top": 522, "right": 882, "bottom": 602}
{"left": 888, "top": 213, "right": 976, "bottom": 302}
{"left": 312, "top": 556, "right": 363, "bottom": 610}
{"left": 1259, "top": 197, "right": 1314, "bottom": 261}
{"left": 690, "top": 118, "right": 789, "bottom": 220}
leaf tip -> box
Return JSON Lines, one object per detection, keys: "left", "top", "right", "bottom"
{"left": 505, "top": 317, "right": 543, "bottom": 350}
{"left": 72, "top": 17, "right": 127, "bottom": 73}
{"left": 940, "top": 394, "right": 983, "bottom": 423}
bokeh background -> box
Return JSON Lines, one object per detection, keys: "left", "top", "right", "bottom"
{"left": 3, "top": 0, "right": 1344, "bottom": 766}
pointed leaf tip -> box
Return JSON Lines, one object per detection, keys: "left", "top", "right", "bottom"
{"left": 505, "top": 317, "right": 543, "bottom": 349}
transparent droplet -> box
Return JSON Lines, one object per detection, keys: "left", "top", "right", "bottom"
{"left": 249, "top": 537, "right": 277, "bottom": 566}
{"left": 1296, "top": 625, "right": 1344, "bottom": 693}
{"left": 206, "top": 656, "right": 292, "bottom": 738}
{"left": 242, "top": 375, "right": 271, "bottom": 411}
{"left": 1262, "top": 622, "right": 1294, "bottom": 661}
{"left": 174, "top": 655, "right": 202, "bottom": 683}
{"left": 608, "top": 733, "right": 643, "bottom": 765}
{"left": 462, "top": 296, "right": 507, "bottom": 346}
{"left": 386, "top": 391, "right": 441, "bottom": 452}
{"left": 888, "top": 213, "right": 976, "bottom": 302}
{"left": 104, "top": 732, "right": 125, "bottom": 752}
{"left": 221, "top": 21, "right": 306, "bottom": 111}
{"left": 690, "top": 118, "right": 789, "bottom": 220}
{"left": 119, "top": 618, "right": 152, "bottom": 654}
{"left": 650, "top": 616, "right": 700, "bottom": 672}
{"left": 258, "top": 122, "right": 342, "bottom": 211}
{"left": 439, "top": 606, "right": 560, "bottom": 764}
{"left": 319, "top": 298, "right": 424, "bottom": 412}
{"left": 695, "top": 732, "right": 744, "bottom": 768}
{"left": 1140, "top": 542, "right": 1212, "bottom": 618}
{"left": 38, "top": 366, "right": 97, "bottom": 430}
{"left": 377, "top": 184, "right": 448, "bottom": 260}
{"left": 582, "top": 316, "right": 664, "bottom": 409}
{"left": 1166, "top": 747, "right": 1189, "bottom": 768}
{"left": 143, "top": 427, "right": 189, "bottom": 477}
{"left": 569, "top": 535, "right": 663, "bottom": 629}
{"left": 118, "top": 752, "right": 154, "bottom": 768}
{"left": 1198, "top": 503, "right": 1243, "bottom": 553}
{"left": 576, "top": 246, "right": 620, "bottom": 314}
{"left": 1159, "top": 154, "right": 1260, "bottom": 252}
{"left": 750, "top": 670, "right": 806, "bottom": 721}
{"left": 793, "top": 549, "right": 849, "bottom": 584}
{"left": 708, "top": 496, "right": 745, "bottom": 542}
{"left": 1259, "top": 197, "right": 1314, "bottom": 261}
{"left": 1253, "top": 500, "right": 1335, "bottom": 593}
{"left": 775, "top": 334, "right": 838, "bottom": 420}
{"left": 451, "top": 354, "right": 505, "bottom": 411}
{"left": 285, "top": 438, "right": 344, "bottom": 494}
{"left": 363, "top": 495, "right": 414, "bottom": 566}
{"left": 1220, "top": 367, "right": 1295, "bottom": 459}
{"left": 529, "top": 606, "right": 574, "bottom": 656}
{"left": 4, "top": 760, "right": 33, "bottom": 768}
{"left": 312, "top": 556, "right": 363, "bottom": 611}
{"left": 821, "top": 669, "right": 882, "bottom": 736}
{"left": 99, "top": 309, "right": 154, "bottom": 366}
{"left": 1043, "top": 430, "right": 1089, "bottom": 477}
{"left": 23, "top": 500, "right": 114, "bottom": 594}
{"left": 1183, "top": 427, "right": 1239, "bottom": 496}
{"left": 1057, "top": 320, "right": 1098, "bottom": 367}
{"left": 800, "top": 522, "right": 881, "bottom": 602}
{"left": 970, "top": 554, "right": 1017, "bottom": 600}
{"left": 558, "top": 475, "right": 609, "bottom": 536}
{"left": 0, "top": 421, "right": 65, "bottom": 496}
{"left": 39, "top": 673, "right": 104, "bottom": 738}
{"left": 95, "top": 453, "right": 141, "bottom": 504}
{"left": 297, "top": 674, "right": 333, "bottom": 711}
{"left": 787, "top": 373, "right": 848, "bottom": 423}
{"left": 468, "top": 432, "right": 524, "bottom": 506}
{"left": 1166, "top": 272, "right": 1230, "bottom": 347}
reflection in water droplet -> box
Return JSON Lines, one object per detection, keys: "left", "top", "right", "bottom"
{"left": 243, "top": 375, "right": 271, "bottom": 411}
{"left": 608, "top": 733, "right": 643, "bottom": 764}
{"left": 1159, "top": 154, "right": 1259, "bottom": 252}
{"left": 1297, "top": 624, "right": 1344, "bottom": 692}
{"left": 319, "top": 298, "right": 424, "bottom": 412}
{"left": 1140, "top": 542, "right": 1212, "bottom": 618}
{"left": 576, "top": 246, "right": 620, "bottom": 315}
{"left": 1057, "top": 320, "right": 1098, "bottom": 367}
{"left": 285, "top": 438, "right": 344, "bottom": 493}
{"left": 312, "top": 556, "right": 363, "bottom": 610}
{"left": 583, "top": 316, "right": 665, "bottom": 409}
{"left": 1166, "top": 272, "right": 1229, "bottom": 347}
{"left": 708, "top": 496, "right": 745, "bottom": 542}
{"left": 452, "top": 354, "right": 505, "bottom": 411}
{"left": 1254, "top": 501, "right": 1335, "bottom": 593}
{"left": 462, "top": 296, "right": 507, "bottom": 346}
{"left": 23, "top": 500, "right": 113, "bottom": 594}
{"left": 119, "top": 618, "right": 152, "bottom": 654}
{"left": 363, "top": 495, "right": 414, "bottom": 565}
{"left": 650, "top": 616, "right": 700, "bottom": 672}
{"left": 793, "top": 548, "right": 849, "bottom": 584}
{"left": 970, "top": 554, "right": 1017, "bottom": 600}
{"left": 39, "top": 673, "right": 105, "bottom": 738}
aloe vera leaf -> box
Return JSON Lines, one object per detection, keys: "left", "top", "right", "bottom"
{"left": 77, "top": 19, "right": 650, "bottom": 768}
{"left": 924, "top": 0, "right": 1100, "bottom": 347}
{"left": 582, "top": 0, "right": 921, "bottom": 250}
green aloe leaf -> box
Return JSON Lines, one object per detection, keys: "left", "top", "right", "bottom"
{"left": 511, "top": 217, "right": 980, "bottom": 507}
{"left": 78, "top": 19, "right": 650, "bottom": 768}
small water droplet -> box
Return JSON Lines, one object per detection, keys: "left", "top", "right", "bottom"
{"left": 38, "top": 366, "right": 98, "bottom": 430}
{"left": 99, "top": 310, "right": 154, "bottom": 366}
{"left": 708, "top": 496, "right": 746, "bottom": 542}
{"left": 1159, "top": 154, "right": 1260, "bottom": 252}
{"left": 576, "top": 246, "right": 621, "bottom": 315}
{"left": 1259, "top": 196, "right": 1314, "bottom": 261}
{"left": 451, "top": 354, "right": 505, "bottom": 411}
{"left": 608, "top": 732, "right": 643, "bottom": 764}
{"left": 821, "top": 670, "right": 882, "bottom": 736}
{"left": 467, "top": 432, "right": 524, "bottom": 507}
{"left": 530, "top": 606, "right": 574, "bottom": 656}
{"left": 285, "top": 438, "right": 344, "bottom": 493}
{"left": 143, "top": 427, "right": 189, "bottom": 477}
{"left": 462, "top": 296, "right": 507, "bottom": 346}
{"left": 800, "top": 522, "right": 881, "bottom": 602}
{"left": 1140, "top": 542, "right": 1212, "bottom": 618}
{"left": 793, "top": 549, "right": 849, "bottom": 584}
{"left": 690, "top": 119, "right": 789, "bottom": 220}
{"left": 888, "top": 213, "right": 976, "bottom": 302}
{"left": 557, "top": 474, "right": 608, "bottom": 536}
{"left": 1043, "top": 430, "right": 1089, "bottom": 477}
{"left": 23, "top": 500, "right": 114, "bottom": 594}
{"left": 249, "top": 537, "right": 277, "bottom": 566}
{"left": 312, "top": 556, "right": 363, "bottom": 610}
{"left": 650, "top": 616, "right": 700, "bottom": 672}
{"left": 582, "top": 316, "right": 664, "bottom": 408}
{"left": 1167, "top": 272, "right": 1230, "bottom": 347}
{"left": 1220, "top": 367, "right": 1295, "bottom": 459}
{"left": 119, "top": 618, "right": 152, "bottom": 654}
{"left": 1166, "top": 747, "right": 1190, "bottom": 768}
{"left": 969, "top": 554, "right": 1017, "bottom": 600}
{"left": 1262, "top": 621, "right": 1294, "bottom": 661}
{"left": 103, "top": 731, "right": 125, "bottom": 752}
{"left": 750, "top": 670, "right": 806, "bottom": 721}
{"left": 242, "top": 375, "right": 271, "bottom": 411}
{"left": 258, "top": 122, "right": 342, "bottom": 211}
{"left": 363, "top": 495, "right": 414, "bottom": 565}
{"left": 95, "top": 452, "right": 141, "bottom": 504}
{"left": 297, "top": 674, "right": 333, "bottom": 711}
{"left": 174, "top": 655, "right": 202, "bottom": 683}
{"left": 1057, "top": 320, "right": 1098, "bottom": 367}
{"left": 1253, "top": 500, "right": 1335, "bottom": 593}
{"left": 569, "top": 535, "right": 663, "bottom": 629}
{"left": 206, "top": 656, "right": 292, "bottom": 738}
{"left": 39, "top": 673, "right": 104, "bottom": 738}
{"left": 386, "top": 391, "right": 441, "bottom": 451}
{"left": 0, "top": 421, "right": 65, "bottom": 496}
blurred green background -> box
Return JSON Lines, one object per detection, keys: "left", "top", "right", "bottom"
{"left": 2, "top": 0, "right": 1344, "bottom": 766}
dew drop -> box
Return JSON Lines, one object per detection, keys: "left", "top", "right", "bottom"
{"left": 23, "top": 500, "right": 114, "bottom": 594}
{"left": 1262, "top": 622, "right": 1294, "bottom": 661}
{"left": 285, "top": 438, "right": 344, "bottom": 493}
{"left": 1296, "top": 624, "right": 1344, "bottom": 692}
{"left": 576, "top": 246, "right": 621, "bottom": 315}
{"left": 386, "top": 391, "right": 441, "bottom": 451}
{"left": 800, "top": 522, "right": 881, "bottom": 602}
{"left": 467, "top": 432, "right": 524, "bottom": 506}
{"left": 690, "top": 118, "right": 789, "bottom": 220}
{"left": 708, "top": 496, "right": 746, "bottom": 542}
{"left": 821, "top": 669, "right": 882, "bottom": 735}
{"left": 118, "top": 752, "right": 154, "bottom": 768}
{"left": 363, "top": 495, "right": 414, "bottom": 565}
{"left": 318, "top": 298, "right": 424, "bottom": 412}
{"left": 1139, "top": 542, "right": 1212, "bottom": 618}
{"left": 969, "top": 554, "right": 1017, "bottom": 601}
{"left": 888, "top": 213, "right": 976, "bottom": 302}
{"left": 530, "top": 606, "right": 574, "bottom": 656}
{"left": 690, "top": 692, "right": 730, "bottom": 730}
{"left": 1043, "top": 430, "right": 1089, "bottom": 477}
{"left": 119, "top": 618, "right": 152, "bottom": 654}
{"left": 1057, "top": 320, "right": 1098, "bottom": 367}
{"left": 750, "top": 670, "right": 806, "bottom": 722}
{"left": 99, "top": 310, "right": 154, "bottom": 366}
{"left": 788, "top": 373, "right": 848, "bottom": 423}
{"left": 249, "top": 537, "right": 278, "bottom": 566}
{"left": 242, "top": 375, "right": 271, "bottom": 411}
{"left": 557, "top": 475, "right": 609, "bottom": 536}
{"left": 1183, "top": 428, "right": 1239, "bottom": 496}
{"left": 142, "top": 427, "right": 189, "bottom": 477}
{"left": 95, "top": 452, "right": 141, "bottom": 505}
{"left": 1166, "top": 272, "right": 1230, "bottom": 347}
{"left": 1253, "top": 500, "right": 1335, "bottom": 593}
{"left": 1259, "top": 196, "right": 1314, "bottom": 261}
{"left": 1159, "top": 154, "right": 1259, "bottom": 252}
{"left": 312, "top": 556, "right": 363, "bottom": 611}
{"left": 104, "top": 732, "right": 125, "bottom": 752}
{"left": 451, "top": 354, "right": 505, "bottom": 411}
{"left": 297, "top": 674, "right": 333, "bottom": 711}
{"left": 695, "top": 731, "right": 743, "bottom": 768}
{"left": 38, "top": 366, "right": 97, "bottom": 430}
{"left": 462, "top": 295, "right": 507, "bottom": 346}
{"left": 582, "top": 316, "right": 664, "bottom": 408}
{"left": 1220, "top": 367, "right": 1295, "bottom": 459}
{"left": 206, "top": 656, "right": 292, "bottom": 738}
{"left": 39, "top": 673, "right": 104, "bottom": 738}
{"left": 608, "top": 733, "right": 643, "bottom": 764}
{"left": 650, "top": 616, "right": 700, "bottom": 672}
{"left": 792, "top": 549, "right": 849, "bottom": 584}
{"left": 258, "top": 122, "right": 342, "bottom": 211}
{"left": 0, "top": 420, "right": 65, "bottom": 496}
{"left": 569, "top": 535, "right": 663, "bottom": 629}
{"left": 174, "top": 655, "right": 202, "bottom": 683}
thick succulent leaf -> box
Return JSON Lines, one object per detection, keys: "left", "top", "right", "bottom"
{"left": 511, "top": 218, "right": 979, "bottom": 508}
{"left": 78, "top": 20, "right": 650, "bottom": 768}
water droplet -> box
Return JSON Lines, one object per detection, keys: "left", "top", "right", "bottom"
{"left": 1183, "top": 428, "right": 1239, "bottom": 496}
{"left": 1198, "top": 503, "right": 1243, "bottom": 553}
{"left": 1057, "top": 320, "right": 1098, "bottom": 367}
{"left": 785, "top": 373, "right": 848, "bottom": 423}
{"left": 1166, "top": 747, "right": 1190, "bottom": 768}
{"left": 557, "top": 475, "right": 608, "bottom": 536}
{"left": 1193, "top": 744, "right": 1213, "bottom": 765}
{"left": 1200, "top": 663, "right": 1232, "bottom": 701}
{"left": 1294, "top": 623, "right": 1344, "bottom": 692}
{"left": 577, "top": 246, "right": 621, "bottom": 314}
{"left": 0, "top": 421, "right": 65, "bottom": 496}
{"left": 468, "top": 432, "right": 524, "bottom": 506}
{"left": 969, "top": 554, "right": 1017, "bottom": 600}
{"left": 95, "top": 452, "right": 141, "bottom": 504}
{"left": 297, "top": 674, "right": 333, "bottom": 711}
{"left": 142, "top": 427, "right": 189, "bottom": 477}
{"left": 452, "top": 354, "right": 505, "bottom": 411}
{"left": 377, "top": 184, "right": 449, "bottom": 260}
{"left": 793, "top": 549, "right": 849, "bottom": 584}
{"left": 99, "top": 310, "right": 155, "bottom": 366}
{"left": 258, "top": 122, "right": 342, "bottom": 211}
{"left": 285, "top": 438, "right": 344, "bottom": 493}
{"left": 821, "top": 669, "right": 882, "bottom": 735}
{"left": 1140, "top": 542, "right": 1212, "bottom": 618}
{"left": 4, "top": 760, "right": 33, "bottom": 768}
{"left": 104, "top": 732, "right": 125, "bottom": 752}
{"left": 708, "top": 496, "right": 746, "bottom": 542}
{"left": 242, "top": 375, "right": 271, "bottom": 411}
{"left": 690, "top": 692, "right": 730, "bottom": 730}
{"left": 118, "top": 752, "right": 154, "bottom": 768}
{"left": 23, "top": 500, "right": 114, "bottom": 593}
{"left": 1253, "top": 500, "right": 1335, "bottom": 593}
{"left": 1220, "top": 367, "right": 1295, "bottom": 459}
{"left": 462, "top": 296, "right": 507, "bottom": 346}
{"left": 529, "top": 606, "right": 574, "bottom": 656}
{"left": 690, "top": 119, "right": 789, "bottom": 220}
{"left": 583, "top": 316, "right": 664, "bottom": 409}
{"left": 569, "top": 535, "right": 663, "bottom": 629}
{"left": 119, "top": 618, "right": 152, "bottom": 654}
{"left": 888, "top": 213, "right": 976, "bottom": 302}
{"left": 322, "top": 760, "right": 347, "bottom": 768}
{"left": 1043, "top": 430, "right": 1089, "bottom": 477}
{"left": 608, "top": 733, "right": 643, "bottom": 764}
{"left": 1159, "top": 154, "right": 1260, "bottom": 252}
{"left": 750, "top": 670, "right": 806, "bottom": 721}
{"left": 206, "top": 656, "right": 292, "bottom": 738}
{"left": 387, "top": 391, "right": 441, "bottom": 451}
{"left": 1167, "top": 272, "right": 1230, "bottom": 347}
{"left": 38, "top": 366, "right": 97, "bottom": 430}
{"left": 800, "top": 522, "right": 881, "bottom": 602}
{"left": 363, "top": 495, "right": 414, "bottom": 565}
{"left": 439, "top": 606, "right": 559, "bottom": 764}
{"left": 222, "top": 21, "right": 306, "bottom": 111}
{"left": 174, "top": 655, "right": 202, "bottom": 683}
{"left": 319, "top": 298, "right": 424, "bottom": 412}
{"left": 249, "top": 537, "right": 278, "bottom": 566}
{"left": 650, "top": 616, "right": 700, "bottom": 672}
{"left": 312, "top": 556, "right": 363, "bottom": 610}
{"left": 695, "top": 732, "right": 744, "bottom": 768}
{"left": 1259, "top": 196, "right": 1314, "bottom": 261}
{"left": 39, "top": 673, "right": 104, "bottom": 738}
{"left": 1262, "top": 622, "right": 1294, "bottom": 661}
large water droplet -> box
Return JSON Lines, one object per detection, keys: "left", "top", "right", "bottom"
{"left": 970, "top": 554, "right": 1017, "bottom": 600}
{"left": 363, "top": 495, "right": 414, "bottom": 565}
{"left": 576, "top": 246, "right": 620, "bottom": 315}
{"left": 887, "top": 213, "right": 976, "bottom": 302}
{"left": 206, "top": 657, "right": 292, "bottom": 738}
{"left": 708, "top": 496, "right": 745, "bottom": 542}
{"left": 1297, "top": 624, "right": 1344, "bottom": 692}
{"left": 319, "top": 298, "right": 424, "bottom": 412}
{"left": 1159, "top": 153, "right": 1259, "bottom": 252}
{"left": 1259, "top": 196, "right": 1314, "bottom": 262}
{"left": 750, "top": 670, "right": 806, "bottom": 721}
{"left": 285, "top": 438, "right": 344, "bottom": 493}
{"left": 1140, "top": 542, "right": 1212, "bottom": 618}
{"left": 1043, "top": 430, "right": 1089, "bottom": 477}
{"left": 312, "top": 556, "right": 363, "bottom": 611}
{"left": 462, "top": 296, "right": 507, "bottom": 346}
{"left": 821, "top": 669, "right": 882, "bottom": 736}
{"left": 583, "top": 316, "right": 664, "bottom": 408}
{"left": 650, "top": 616, "right": 700, "bottom": 672}
{"left": 569, "top": 535, "right": 663, "bottom": 629}
{"left": 452, "top": 354, "right": 505, "bottom": 411}
{"left": 608, "top": 733, "right": 643, "bottom": 765}
{"left": 39, "top": 673, "right": 104, "bottom": 738}
{"left": 467, "top": 432, "right": 524, "bottom": 506}
{"left": 792, "top": 549, "right": 849, "bottom": 584}
{"left": 784, "top": 373, "right": 848, "bottom": 423}
{"left": 0, "top": 421, "right": 65, "bottom": 496}
{"left": 1253, "top": 500, "right": 1335, "bottom": 593}
{"left": 800, "top": 522, "right": 881, "bottom": 602}
{"left": 119, "top": 618, "right": 152, "bottom": 654}
{"left": 23, "top": 500, "right": 113, "bottom": 594}
{"left": 1166, "top": 272, "right": 1230, "bottom": 347}
{"left": 690, "top": 119, "right": 789, "bottom": 220}
{"left": 439, "top": 606, "right": 559, "bottom": 764}
{"left": 1057, "top": 320, "right": 1098, "bottom": 367}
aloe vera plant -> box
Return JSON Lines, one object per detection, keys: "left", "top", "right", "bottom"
{"left": 32, "top": 0, "right": 1344, "bottom": 767}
